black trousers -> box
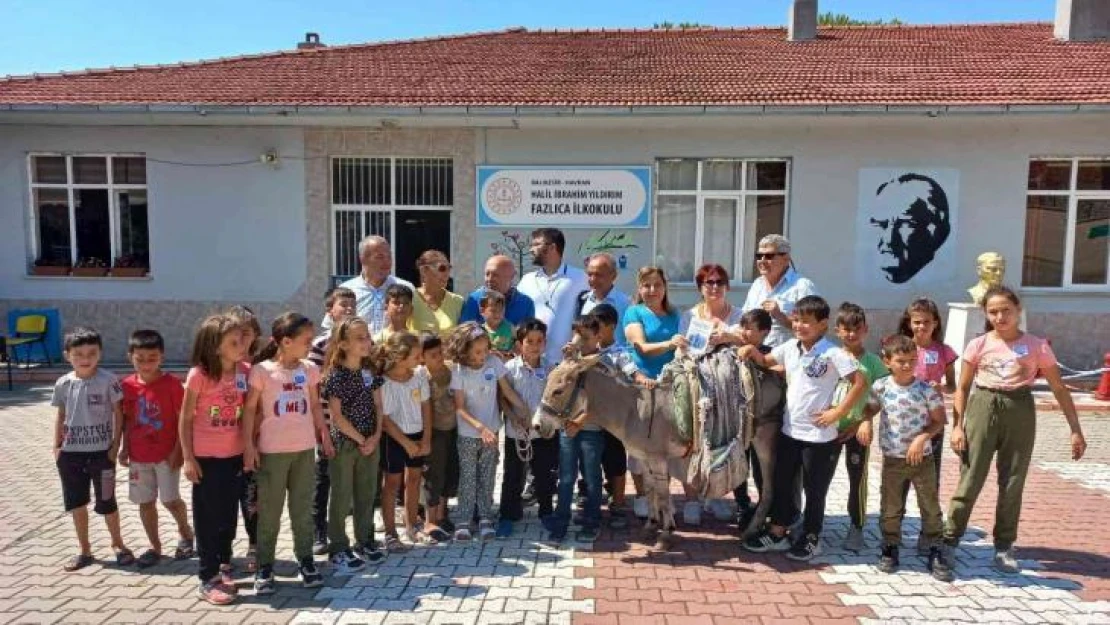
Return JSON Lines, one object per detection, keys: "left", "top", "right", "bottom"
{"left": 195, "top": 456, "right": 243, "bottom": 583}
{"left": 314, "top": 453, "right": 330, "bottom": 538}
{"left": 770, "top": 433, "right": 841, "bottom": 539}
{"left": 239, "top": 469, "right": 258, "bottom": 545}
{"left": 843, "top": 436, "right": 869, "bottom": 529}
{"left": 500, "top": 436, "right": 559, "bottom": 520}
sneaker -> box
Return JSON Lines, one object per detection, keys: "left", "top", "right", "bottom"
{"left": 633, "top": 496, "right": 650, "bottom": 519}
{"left": 929, "top": 546, "right": 955, "bottom": 582}
{"left": 682, "top": 501, "right": 702, "bottom": 526}
{"left": 440, "top": 517, "right": 456, "bottom": 534}
{"left": 608, "top": 506, "right": 628, "bottom": 529}
{"left": 478, "top": 520, "right": 496, "bottom": 542}
{"left": 219, "top": 563, "right": 235, "bottom": 586}
{"left": 495, "top": 519, "right": 514, "bottom": 538}
{"left": 743, "top": 530, "right": 791, "bottom": 553}
{"left": 994, "top": 548, "right": 1020, "bottom": 574}
{"left": 705, "top": 498, "right": 733, "bottom": 521}
{"left": 844, "top": 526, "right": 865, "bottom": 552}
{"left": 253, "top": 566, "right": 275, "bottom": 595}
{"left": 198, "top": 579, "right": 236, "bottom": 605}
{"left": 786, "top": 534, "right": 821, "bottom": 562}
{"left": 453, "top": 525, "right": 473, "bottom": 542}
{"left": 575, "top": 526, "right": 599, "bottom": 542}
{"left": 330, "top": 549, "right": 366, "bottom": 576}
{"left": 356, "top": 542, "right": 385, "bottom": 564}
{"left": 878, "top": 544, "right": 899, "bottom": 574}
{"left": 312, "top": 534, "right": 328, "bottom": 556}
{"left": 299, "top": 556, "right": 323, "bottom": 588}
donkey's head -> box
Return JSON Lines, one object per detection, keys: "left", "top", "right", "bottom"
{"left": 532, "top": 353, "right": 601, "bottom": 438}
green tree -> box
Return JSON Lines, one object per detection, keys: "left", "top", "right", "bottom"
{"left": 818, "top": 12, "right": 903, "bottom": 26}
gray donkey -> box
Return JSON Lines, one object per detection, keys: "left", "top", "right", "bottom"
{"left": 532, "top": 350, "right": 785, "bottom": 550}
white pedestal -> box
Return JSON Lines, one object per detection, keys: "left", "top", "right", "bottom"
{"left": 944, "top": 303, "right": 1027, "bottom": 378}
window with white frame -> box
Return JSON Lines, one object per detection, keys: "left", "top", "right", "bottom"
{"left": 1023, "top": 158, "right": 1110, "bottom": 288}
{"left": 654, "top": 158, "right": 788, "bottom": 283}
{"left": 330, "top": 157, "right": 453, "bottom": 277}
{"left": 28, "top": 154, "right": 149, "bottom": 273}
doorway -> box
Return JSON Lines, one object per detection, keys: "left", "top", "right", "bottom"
{"left": 393, "top": 209, "right": 453, "bottom": 288}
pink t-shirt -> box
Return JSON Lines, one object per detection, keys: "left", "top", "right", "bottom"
{"left": 963, "top": 333, "right": 1057, "bottom": 391}
{"left": 251, "top": 360, "right": 321, "bottom": 454}
{"left": 185, "top": 362, "right": 250, "bottom": 459}
{"left": 914, "top": 341, "right": 958, "bottom": 385}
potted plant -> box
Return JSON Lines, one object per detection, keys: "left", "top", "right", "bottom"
{"left": 72, "top": 257, "right": 109, "bottom": 277}
{"left": 31, "top": 257, "right": 71, "bottom": 276}
{"left": 111, "top": 254, "right": 149, "bottom": 278}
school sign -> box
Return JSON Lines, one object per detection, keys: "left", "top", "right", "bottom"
{"left": 477, "top": 166, "right": 652, "bottom": 228}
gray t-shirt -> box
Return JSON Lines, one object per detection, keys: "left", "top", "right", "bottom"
{"left": 52, "top": 369, "right": 123, "bottom": 452}
{"left": 450, "top": 357, "right": 508, "bottom": 438}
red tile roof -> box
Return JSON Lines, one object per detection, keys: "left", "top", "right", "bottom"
{"left": 2, "top": 24, "right": 1110, "bottom": 108}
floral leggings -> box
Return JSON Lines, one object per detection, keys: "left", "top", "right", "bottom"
{"left": 455, "top": 436, "right": 500, "bottom": 525}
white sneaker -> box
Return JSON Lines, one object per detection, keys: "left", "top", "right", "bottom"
{"left": 633, "top": 496, "right": 650, "bottom": 519}
{"left": 682, "top": 501, "right": 702, "bottom": 526}
{"left": 705, "top": 499, "right": 733, "bottom": 521}
{"left": 994, "top": 548, "right": 1020, "bottom": 574}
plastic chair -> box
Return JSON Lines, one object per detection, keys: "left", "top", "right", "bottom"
{"left": 5, "top": 314, "right": 50, "bottom": 365}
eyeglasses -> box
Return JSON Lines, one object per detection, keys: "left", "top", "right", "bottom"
{"left": 422, "top": 262, "right": 451, "bottom": 273}
{"left": 755, "top": 252, "right": 785, "bottom": 261}
{"left": 702, "top": 279, "right": 727, "bottom": 288}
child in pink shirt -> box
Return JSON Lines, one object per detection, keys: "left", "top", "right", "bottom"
{"left": 243, "top": 313, "right": 333, "bottom": 595}
{"left": 180, "top": 315, "right": 250, "bottom": 605}
{"left": 897, "top": 297, "right": 957, "bottom": 492}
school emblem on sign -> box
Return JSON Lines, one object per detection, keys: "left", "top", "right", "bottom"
{"left": 485, "top": 177, "right": 522, "bottom": 215}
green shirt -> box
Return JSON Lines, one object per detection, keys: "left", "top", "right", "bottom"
{"left": 850, "top": 351, "right": 889, "bottom": 420}
{"left": 486, "top": 320, "right": 515, "bottom": 353}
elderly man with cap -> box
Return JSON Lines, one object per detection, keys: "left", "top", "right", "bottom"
{"left": 459, "top": 255, "right": 536, "bottom": 326}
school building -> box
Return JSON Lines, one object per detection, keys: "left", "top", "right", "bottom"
{"left": 1, "top": 0, "right": 1108, "bottom": 364}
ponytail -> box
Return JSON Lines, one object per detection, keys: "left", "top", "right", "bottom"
{"left": 258, "top": 311, "right": 314, "bottom": 362}
{"left": 369, "top": 332, "right": 420, "bottom": 377}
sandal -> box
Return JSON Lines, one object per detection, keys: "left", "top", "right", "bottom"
{"left": 428, "top": 527, "right": 451, "bottom": 543}
{"left": 115, "top": 548, "right": 136, "bottom": 566}
{"left": 64, "top": 553, "right": 95, "bottom": 572}
{"left": 173, "top": 538, "right": 195, "bottom": 560}
{"left": 453, "top": 526, "right": 472, "bottom": 542}
{"left": 383, "top": 533, "right": 409, "bottom": 553}
{"left": 136, "top": 549, "right": 161, "bottom": 569}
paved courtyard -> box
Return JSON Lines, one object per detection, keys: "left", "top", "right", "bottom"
{"left": 0, "top": 387, "right": 1107, "bottom": 625}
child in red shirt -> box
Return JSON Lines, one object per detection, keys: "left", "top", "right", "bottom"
{"left": 119, "top": 330, "right": 194, "bottom": 568}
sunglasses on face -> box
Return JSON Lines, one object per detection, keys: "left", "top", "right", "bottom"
{"left": 702, "top": 279, "right": 727, "bottom": 288}
{"left": 422, "top": 262, "right": 451, "bottom": 273}
{"left": 755, "top": 252, "right": 785, "bottom": 261}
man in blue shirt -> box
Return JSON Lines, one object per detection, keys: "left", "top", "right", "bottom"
{"left": 459, "top": 255, "right": 536, "bottom": 325}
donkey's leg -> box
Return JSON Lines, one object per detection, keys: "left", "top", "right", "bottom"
{"left": 743, "top": 420, "right": 778, "bottom": 539}
{"left": 638, "top": 457, "right": 660, "bottom": 542}
{"left": 646, "top": 459, "right": 676, "bottom": 551}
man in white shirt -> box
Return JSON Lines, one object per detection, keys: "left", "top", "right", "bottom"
{"left": 578, "top": 253, "right": 632, "bottom": 345}
{"left": 742, "top": 234, "right": 819, "bottom": 348}
{"left": 516, "top": 228, "right": 588, "bottom": 365}
{"left": 326, "top": 235, "right": 414, "bottom": 335}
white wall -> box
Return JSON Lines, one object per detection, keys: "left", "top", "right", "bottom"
{"left": 479, "top": 114, "right": 1110, "bottom": 314}
{"left": 0, "top": 125, "right": 306, "bottom": 302}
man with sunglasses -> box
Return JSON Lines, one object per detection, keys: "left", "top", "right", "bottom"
{"left": 516, "top": 228, "right": 589, "bottom": 366}
{"left": 742, "top": 234, "right": 819, "bottom": 349}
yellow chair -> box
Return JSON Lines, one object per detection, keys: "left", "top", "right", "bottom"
{"left": 2, "top": 314, "right": 50, "bottom": 389}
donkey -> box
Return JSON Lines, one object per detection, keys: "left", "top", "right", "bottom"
{"left": 532, "top": 351, "right": 785, "bottom": 549}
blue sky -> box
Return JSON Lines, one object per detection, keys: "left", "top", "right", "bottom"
{"left": 1, "top": 0, "right": 1055, "bottom": 77}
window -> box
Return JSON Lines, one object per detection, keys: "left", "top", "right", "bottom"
{"left": 330, "top": 157, "right": 453, "bottom": 277}
{"left": 28, "top": 154, "right": 149, "bottom": 274}
{"left": 655, "top": 158, "right": 788, "bottom": 283}
{"left": 1023, "top": 158, "right": 1110, "bottom": 288}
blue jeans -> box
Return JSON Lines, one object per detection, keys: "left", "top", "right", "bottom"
{"left": 554, "top": 429, "right": 605, "bottom": 531}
